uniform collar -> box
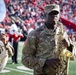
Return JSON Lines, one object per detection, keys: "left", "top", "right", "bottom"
{"left": 44, "top": 25, "right": 56, "bottom": 35}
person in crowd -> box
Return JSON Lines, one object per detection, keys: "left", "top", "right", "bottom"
{"left": 9, "top": 24, "right": 24, "bottom": 64}
{"left": 21, "top": 4, "right": 76, "bottom": 75}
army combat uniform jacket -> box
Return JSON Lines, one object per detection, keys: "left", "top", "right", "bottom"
{"left": 21, "top": 22, "right": 75, "bottom": 75}
{"left": 0, "top": 40, "right": 14, "bottom": 71}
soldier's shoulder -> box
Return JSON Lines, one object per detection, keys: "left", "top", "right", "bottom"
{"left": 35, "top": 25, "right": 45, "bottom": 32}
{"left": 58, "top": 21, "right": 65, "bottom": 28}
{"left": 28, "top": 25, "right": 44, "bottom": 36}
{"left": 58, "top": 21, "right": 63, "bottom": 26}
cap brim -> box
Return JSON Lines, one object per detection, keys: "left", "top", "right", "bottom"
{"left": 48, "top": 9, "right": 59, "bottom": 14}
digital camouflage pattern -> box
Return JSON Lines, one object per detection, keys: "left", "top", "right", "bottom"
{"left": 22, "top": 22, "right": 74, "bottom": 75}
{"left": 0, "top": 41, "right": 14, "bottom": 71}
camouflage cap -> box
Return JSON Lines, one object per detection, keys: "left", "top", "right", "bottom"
{"left": 44, "top": 4, "right": 60, "bottom": 14}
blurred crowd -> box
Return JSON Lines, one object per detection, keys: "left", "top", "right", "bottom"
{"left": 0, "top": 0, "right": 76, "bottom": 41}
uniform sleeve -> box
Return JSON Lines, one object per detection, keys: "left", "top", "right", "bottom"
{"left": 63, "top": 31, "right": 76, "bottom": 60}
{"left": 21, "top": 31, "right": 46, "bottom": 69}
{"left": 72, "top": 45, "right": 76, "bottom": 60}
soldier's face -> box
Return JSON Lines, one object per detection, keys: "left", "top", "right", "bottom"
{"left": 46, "top": 11, "right": 60, "bottom": 25}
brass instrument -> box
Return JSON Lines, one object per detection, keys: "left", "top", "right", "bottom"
{"left": 60, "top": 49, "right": 72, "bottom": 58}
{"left": 60, "top": 48, "right": 73, "bottom": 75}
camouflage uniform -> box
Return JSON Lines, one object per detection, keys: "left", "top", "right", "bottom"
{"left": 0, "top": 40, "right": 14, "bottom": 71}
{"left": 21, "top": 22, "right": 74, "bottom": 75}
{"left": 5, "top": 42, "right": 14, "bottom": 57}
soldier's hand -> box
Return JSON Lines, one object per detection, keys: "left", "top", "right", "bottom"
{"left": 44, "top": 58, "right": 61, "bottom": 69}
{"left": 62, "top": 39, "right": 69, "bottom": 47}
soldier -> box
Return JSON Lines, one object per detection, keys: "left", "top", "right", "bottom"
{"left": 0, "top": 29, "right": 14, "bottom": 71}
{"left": 21, "top": 4, "right": 75, "bottom": 75}
{"left": 0, "top": 0, "right": 14, "bottom": 71}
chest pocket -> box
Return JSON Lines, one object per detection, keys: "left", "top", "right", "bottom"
{"left": 38, "top": 34, "right": 55, "bottom": 52}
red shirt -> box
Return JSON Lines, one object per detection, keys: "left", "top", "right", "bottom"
{"left": 8, "top": 33, "right": 24, "bottom": 42}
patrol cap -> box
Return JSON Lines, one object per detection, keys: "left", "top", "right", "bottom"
{"left": 44, "top": 4, "right": 60, "bottom": 14}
